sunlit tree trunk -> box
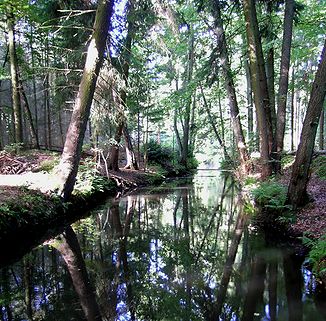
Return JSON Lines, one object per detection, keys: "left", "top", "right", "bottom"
{"left": 7, "top": 12, "right": 23, "bottom": 144}
{"left": 265, "top": 1, "right": 276, "bottom": 133}
{"left": 180, "top": 29, "right": 195, "bottom": 169}
{"left": 290, "top": 67, "right": 295, "bottom": 151}
{"left": 287, "top": 39, "right": 326, "bottom": 209}
{"left": 57, "top": 0, "right": 114, "bottom": 200}
{"left": 123, "top": 125, "right": 138, "bottom": 169}
{"left": 245, "top": 56, "right": 254, "bottom": 151}
{"left": 274, "top": 0, "right": 295, "bottom": 172}
{"left": 199, "top": 84, "right": 231, "bottom": 162}
{"left": 211, "top": 0, "right": 251, "bottom": 175}
{"left": 243, "top": 0, "right": 273, "bottom": 177}
{"left": 319, "top": 103, "right": 325, "bottom": 150}
{"left": 108, "top": 0, "right": 138, "bottom": 171}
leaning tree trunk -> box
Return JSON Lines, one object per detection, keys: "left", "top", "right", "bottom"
{"left": 274, "top": 0, "right": 295, "bottom": 172}
{"left": 57, "top": 0, "right": 114, "bottom": 200}
{"left": 211, "top": 0, "right": 251, "bottom": 176}
{"left": 286, "top": 39, "right": 326, "bottom": 209}
{"left": 243, "top": 0, "right": 273, "bottom": 178}
{"left": 7, "top": 13, "right": 23, "bottom": 144}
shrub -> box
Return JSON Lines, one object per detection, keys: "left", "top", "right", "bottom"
{"left": 252, "top": 181, "right": 289, "bottom": 210}
{"left": 145, "top": 140, "right": 174, "bottom": 166}
{"left": 303, "top": 234, "right": 326, "bottom": 278}
{"left": 38, "top": 159, "right": 59, "bottom": 173}
{"left": 4, "top": 143, "right": 24, "bottom": 155}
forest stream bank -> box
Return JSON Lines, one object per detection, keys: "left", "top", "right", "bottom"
{"left": 0, "top": 151, "right": 325, "bottom": 285}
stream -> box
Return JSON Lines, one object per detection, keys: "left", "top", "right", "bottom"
{"left": 0, "top": 170, "right": 325, "bottom": 320}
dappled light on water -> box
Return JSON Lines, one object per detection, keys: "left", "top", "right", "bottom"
{"left": 0, "top": 171, "right": 324, "bottom": 320}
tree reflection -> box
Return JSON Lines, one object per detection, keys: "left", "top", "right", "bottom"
{"left": 0, "top": 172, "right": 325, "bottom": 321}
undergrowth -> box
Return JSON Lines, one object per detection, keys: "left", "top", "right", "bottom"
{"left": 252, "top": 181, "right": 289, "bottom": 211}
{"left": 303, "top": 234, "right": 326, "bottom": 279}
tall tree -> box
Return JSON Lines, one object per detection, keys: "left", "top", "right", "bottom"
{"left": 287, "top": 38, "right": 326, "bottom": 209}
{"left": 243, "top": 0, "right": 273, "bottom": 177}
{"left": 7, "top": 9, "right": 23, "bottom": 144}
{"left": 57, "top": 0, "right": 114, "bottom": 200}
{"left": 209, "top": 0, "right": 251, "bottom": 176}
{"left": 274, "top": 0, "right": 295, "bottom": 172}
{"left": 108, "top": 0, "right": 138, "bottom": 171}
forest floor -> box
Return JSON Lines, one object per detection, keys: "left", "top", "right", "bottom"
{"left": 0, "top": 150, "right": 325, "bottom": 239}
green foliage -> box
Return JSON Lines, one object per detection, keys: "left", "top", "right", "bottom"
{"left": 303, "top": 234, "right": 326, "bottom": 278}
{"left": 38, "top": 159, "right": 59, "bottom": 173}
{"left": 281, "top": 155, "right": 295, "bottom": 169}
{"left": 312, "top": 156, "right": 326, "bottom": 180}
{"left": 73, "top": 158, "right": 115, "bottom": 197}
{"left": 3, "top": 143, "right": 24, "bottom": 155}
{"left": 252, "top": 181, "right": 289, "bottom": 211}
{"left": 244, "top": 176, "right": 258, "bottom": 186}
{"left": 146, "top": 139, "right": 175, "bottom": 165}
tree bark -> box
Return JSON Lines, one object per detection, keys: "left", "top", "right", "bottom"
{"left": 319, "top": 102, "right": 325, "bottom": 150}
{"left": 108, "top": 0, "right": 138, "bottom": 171}
{"left": 123, "top": 125, "right": 139, "bottom": 169}
{"left": 274, "top": 0, "right": 295, "bottom": 172}
{"left": 57, "top": 0, "right": 114, "bottom": 200}
{"left": 200, "top": 83, "right": 232, "bottom": 163}
{"left": 243, "top": 0, "right": 273, "bottom": 177}
{"left": 211, "top": 0, "right": 251, "bottom": 175}
{"left": 265, "top": 2, "right": 276, "bottom": 133}
{"left": 7, "top": 13, "right": 23, "bottom": 144}
{"left": 19, "top": 79, "right": 40, "bottom": 148}
{"left": 180, "top": 29, "right": 195, "bottom": 169}
{"left": 287, "top": 39, "right": 326, "bottom": 209}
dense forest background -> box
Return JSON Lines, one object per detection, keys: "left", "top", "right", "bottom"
{"left": 0, "top": 0, "right": 325, "bottom": 173}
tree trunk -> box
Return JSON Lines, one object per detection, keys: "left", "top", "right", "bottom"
{"left": 319, "top": 102, "right": 325, "bottom": 150}
{"left": 243, "top": 0, "right": 273, "bottom": 177}
{"left": 274, "top": 0, "right": 295, "bottom": 172}
{"left": 19, "top": 79, "right": 39, "bottom": 148}
{"left": 290, "top": 67, "right": 295, "bottom": 151}
{"left": 265, "top": 2, "right": 276, "bottom": 133}
{"left": 211, "top": 0, "right": 251, "bottom": 175}
{"left": 109, "top": 0, "right": 138, "bottom": 171}
{"left": 200, "top": 84, "right": 232, "bottom": 163}
{"left": 57, "top": 0, "right": 114, "bottom": 200}
{"left": 53, "top": 226, "right": 102, "bottom": 321}
{"left": 180, "top": 29, "right": 195, "bottom": 169}
{"left": 123, "top": 125, "right": 139, "bottom": 169}
{"left": 245, "top": 56, "right": 254, "bottom": 151}
{"left": 107, "top": 121, "right": 123, "bottom": 171}
{"left": 7, "top": 13, "right": 23, "bottom": 144}
{"left": 286, "top": 39, "right": 326, "bottom": 209}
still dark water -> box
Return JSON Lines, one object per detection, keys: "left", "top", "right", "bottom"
{"left": 0, "top": 171, "right": 325, "bottom": 321}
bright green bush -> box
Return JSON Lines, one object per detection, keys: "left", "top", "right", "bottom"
{"left": 252, "top": 181, "right": 288, "bottom": 210}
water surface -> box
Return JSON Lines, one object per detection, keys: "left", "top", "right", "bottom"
{"left": 0, "top": 170, "right": 325, "bottom": 321}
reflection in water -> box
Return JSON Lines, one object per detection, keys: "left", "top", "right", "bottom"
{"left": 0, "top": 171, "right": 325, "bottom": 321}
